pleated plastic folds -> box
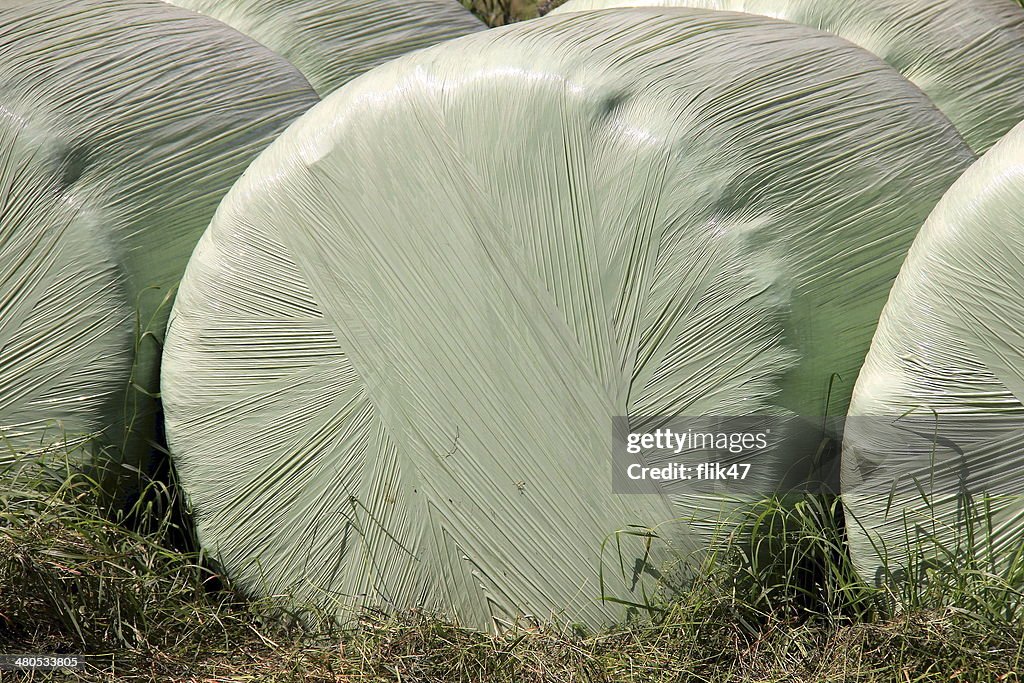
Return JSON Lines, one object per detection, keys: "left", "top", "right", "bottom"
{"left": 550, "top": 0, "right": 1024, "bottom": 154}
{"left": 163, "top": 8, "right": 975, "bottom": 630}
{"left": 163, "top": 0, "right": 486, "bottom": 96}
{"left": 0, "top": 0, "right": 319, "bottom": 474}
{"left": 844, "top": 121, "right": 1024, "bottom": 583}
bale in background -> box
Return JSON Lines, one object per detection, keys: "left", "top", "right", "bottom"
{"left": 0, "top": 0, "right": 319, "bottom": 484}
{"left": 550, "top": 0, "right": 1024, "bottom": 153}
{"left": 163, "top": 0, "right": 486, "bottom": 96}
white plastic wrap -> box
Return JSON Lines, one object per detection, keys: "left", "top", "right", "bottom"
{"left": 164, "top": 0, "right": 485, "bottom": 96}
{"left": 844, "top": 121, "right": 1024, "bottom": 582}
{"left": 551, "top": 0, "right": 1024, "bottom": 153}
{"left": 162, "top": 8, "right": 972, "bottom": 629}
{"left": 0, "top": 0, "right": 318, "bottom": 475}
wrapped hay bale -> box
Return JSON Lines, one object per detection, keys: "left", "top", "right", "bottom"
{"left": 550, "top": 0, "right": 1024, "bottom": 153}
{"left": 0, "top": 118, "right": 133, "bottom": 473}
{"left": 162, "top": 8, "right": 972, "bottom": 629}
{"left": 844, "top": 121, "right": 1024, "bottom": 583}
{"left": 163, "top": 0, "right": 486, "bottom": 96}
{"left": 0, "top": 0, "right": 318, "bottom": 480}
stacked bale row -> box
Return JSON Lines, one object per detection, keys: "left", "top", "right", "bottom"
{"left": 2, "top": 0, "right": 1023, "bottom": 631}
{"left": 0, "top": 0, "right": 481, "bottom": 482}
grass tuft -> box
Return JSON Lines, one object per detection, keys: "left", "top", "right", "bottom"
{"left": 461, "top": 0, "right": 569, "bottom": 25}
{"left": 2, "top": 460, "right": 1023, "bottom": 681}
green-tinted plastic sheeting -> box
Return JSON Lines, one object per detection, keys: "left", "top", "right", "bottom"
{"left": 162, "top": 0, "right": 486, "bottom": 97}
{"left": 843, "top": 121, "right": 1024, "bottom": 583}
{"left": 162, "top": 8, "right": 972, "bottom": 630}
{"left": 550, "top": 0, "right": 1024, "bottom": 154}
{"left": 0, "top": 0, "right": 318, "bottom": 476}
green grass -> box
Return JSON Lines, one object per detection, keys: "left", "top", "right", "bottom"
{"left": 2, "top": 458, "right": 1023, "bottom": 682}
{"left": 462, "top": 0, "right": 568, "bottom": 25}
